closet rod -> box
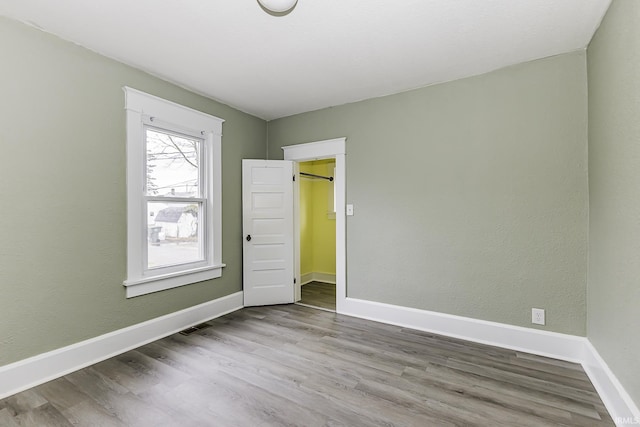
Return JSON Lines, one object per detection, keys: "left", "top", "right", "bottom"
{"left": 300, "top": 172, "right": 334, "bottom": 182}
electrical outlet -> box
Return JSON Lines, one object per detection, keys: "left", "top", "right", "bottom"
{"left": 532, "top": 308, "right": 545, "bottom": 325}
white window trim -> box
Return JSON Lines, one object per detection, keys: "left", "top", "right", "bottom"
{"left": 123, "top": 87, "right": 225, "bottom": 298}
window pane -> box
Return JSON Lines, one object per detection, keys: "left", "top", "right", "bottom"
{"left": 146, "top": 128, "right": 200, "bottom": 197}
{"left": 147, "top": 202, "right": 203, "bottom": 269}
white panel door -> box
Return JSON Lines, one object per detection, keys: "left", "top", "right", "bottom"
{"left": 242, "top": 159, "right": 294, "bottom": 306}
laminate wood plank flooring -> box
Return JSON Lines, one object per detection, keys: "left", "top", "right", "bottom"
{"left": 299, "top": 281, "right": 336, "bottom": 311}
{"left": 0, "top": 304, "right": 614, "bottom": 426}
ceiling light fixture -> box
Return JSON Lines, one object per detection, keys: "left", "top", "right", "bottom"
{"left": 258, "top": 0, "right": 298, "bottom": 13}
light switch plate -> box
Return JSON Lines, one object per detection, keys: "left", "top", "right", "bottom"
{"left": 346, "top": 204, "right": 354, "bottom": 216}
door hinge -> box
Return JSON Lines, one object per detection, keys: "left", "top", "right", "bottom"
{"left": 293, "top": 175, "right": 296, "bottom": 182}
{"left": 294, "top": 277, "right": 296, "bottom": 284}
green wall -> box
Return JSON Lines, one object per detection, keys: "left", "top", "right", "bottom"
{"left": 4, "top": 8, "right": 623, "bottom": 384}
{"left": 587, "top": 0, "right": 640, "bottom": 407}
{"left": 0, "top": 17, "right": 266, "bottom": 366}
{"left": 269, "top": 52, "right": 589, "bottom": 335}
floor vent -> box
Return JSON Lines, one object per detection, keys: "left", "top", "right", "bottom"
{"left": 179, "top": 323, "right": 211, "bottom": 336}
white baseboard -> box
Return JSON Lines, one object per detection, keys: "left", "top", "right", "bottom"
{"left": 582, "top": 341, "right": 640, "bottom": 426}
{"left": 340, "top": 297, "right": 586, "bottom": 361}
{"left": 0, "top": 291, "right": 243, "bottom": 400}
{"left": 301, "top": 272, "right": 336, "bottom": 285}
{"left": 339, "top": 297, "right": 638, "bottom": 426}
{"left": 2, "top": 291, "right": 637, "bottom": 426}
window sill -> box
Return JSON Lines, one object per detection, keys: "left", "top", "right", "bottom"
{"left": 123, "top": 263, "right": 226, "bottom": 298}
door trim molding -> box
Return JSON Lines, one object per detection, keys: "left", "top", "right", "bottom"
{"left": 282, "top": 138, "right": 346, "bottom": 159}
{"left": 283, "top": 138, "right": 346, "bottom": 311}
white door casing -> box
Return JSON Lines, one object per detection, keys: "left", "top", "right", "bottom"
{"left": 282, "top": 138, "right": 346, "bottom": 313}
{"left": 242, "top": 159, "right": 294, "bottom": 306}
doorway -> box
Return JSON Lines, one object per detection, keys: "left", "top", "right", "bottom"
{"left": 283, "top": 138, "right": 346, "bottom": 314}
{"left": 297, "top": 159, "right": 336, "bottom": 311}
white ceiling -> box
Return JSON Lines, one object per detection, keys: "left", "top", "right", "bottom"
{"left": 0, "top": 0, "right": 611, "bottom": 120}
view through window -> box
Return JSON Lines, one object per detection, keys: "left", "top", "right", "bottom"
{"left": 145, "top": 128, "right": 204, "bottom": 269}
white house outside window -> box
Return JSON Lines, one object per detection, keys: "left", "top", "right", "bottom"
{"left": 123, "top": 87, "right": 225, "bottom": 298}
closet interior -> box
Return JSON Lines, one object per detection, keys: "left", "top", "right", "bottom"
{"left": 297, "top": 159, "right": 337, "bottom": 311}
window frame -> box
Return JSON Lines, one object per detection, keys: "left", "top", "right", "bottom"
{"left": 123, "top": 87, "right": 225, "bottom": 298}
{"left": 143, "top": 123, "right": 207, "bottom": 273}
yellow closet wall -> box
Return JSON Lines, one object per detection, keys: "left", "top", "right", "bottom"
{"left": 300, "top": 160, "right": 336, "bottom": 279}
{"left": 300, "top": 162, "right": 314, "bottom": 276}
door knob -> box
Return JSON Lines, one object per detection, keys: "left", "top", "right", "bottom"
{"left": 246, "top": 234, "right": 252, "bottom": 242}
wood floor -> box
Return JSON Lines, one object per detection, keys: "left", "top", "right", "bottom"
{"left": 299, "top": 281, "right": 336, "bottom": 311}
{"left": 0, "top": 304, "right": 613, "bottom": 426}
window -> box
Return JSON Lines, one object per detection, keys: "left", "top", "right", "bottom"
{"left": 123, "top": 87, "right": 224, "bottom": 298}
